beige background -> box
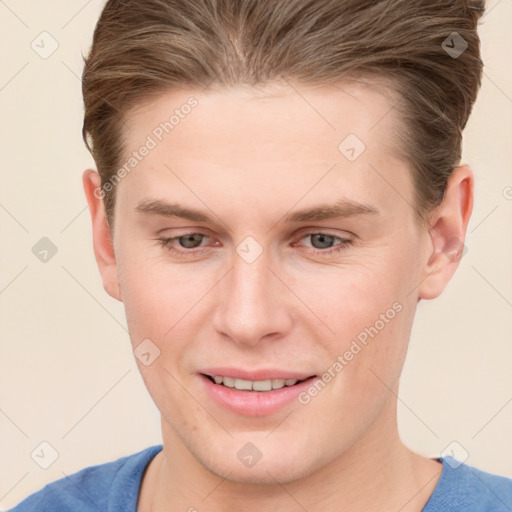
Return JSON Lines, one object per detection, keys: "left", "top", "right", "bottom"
{"left": 1, "top": 0, "right": 511, "bottom": 509}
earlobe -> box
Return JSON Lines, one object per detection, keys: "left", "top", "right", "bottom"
{"left": 82, "top": 169, "right": 123, "bottom": 302}
{"left": 417, "top": 165, "right": 474, "bottom": 300}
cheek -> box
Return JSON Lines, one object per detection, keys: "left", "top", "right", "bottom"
{"left": 307, "top": 257, "right": 413, "bottom": 391}
{"left": 305, "top": 259, "right": 401, "bottom": 333}
{"left": 336, "top": 299, "right": 413, "bottom": 413}
{"left": 118, "top": 250, "right": 210, "bottom": 341}
{"left": 118, "top": 262, "right": 206, "bottom": 416}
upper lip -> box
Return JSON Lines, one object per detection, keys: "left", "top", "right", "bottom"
{"left": 200, "top": 367, "right": 316, "bottom": 381}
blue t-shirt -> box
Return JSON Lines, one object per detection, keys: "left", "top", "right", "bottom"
{"left": 6, "top": 445, "right": 512, "bottom": 511}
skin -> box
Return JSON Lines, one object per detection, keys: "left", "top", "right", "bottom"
{"left": 82, "top": 80, "right": 473, "bottom": 511}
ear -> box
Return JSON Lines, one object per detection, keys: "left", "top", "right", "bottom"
{"left": 417, "top": 165, "right": 474, "bottom": 300}
{"left": 82, "top": 169, "right": 122, "bottom": 302}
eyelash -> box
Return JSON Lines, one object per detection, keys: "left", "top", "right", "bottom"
{"left": 156, "top": 232, "right": 353, "bottom": 257}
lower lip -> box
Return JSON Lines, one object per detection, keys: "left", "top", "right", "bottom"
{"left": 199, "top": 374, "right": 318, "bottom": 416}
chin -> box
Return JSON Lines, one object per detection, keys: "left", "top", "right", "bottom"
{"left": 193, "top": 433, "right": 327, "bottom": 486}
{"left": 206, "top": 455, "right": 318, "bottom": 486}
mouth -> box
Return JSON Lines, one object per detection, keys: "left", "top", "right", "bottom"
{"left": 199, "top": 371, "right": 319, "bottom": 415}
{"left": 201, "top": 373, "right": 316, "bottom": 392}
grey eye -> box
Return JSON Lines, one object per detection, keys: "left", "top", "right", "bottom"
{"left": 178, "top": 233, "right": 204, "bottom": 248}
{"left": 309, "top": 233, "right": 336, "bottom": 249}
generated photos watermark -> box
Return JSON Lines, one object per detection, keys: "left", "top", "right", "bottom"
{"left": 93, "top": 96, "right": 199, "bottom": 200}
{"left": 298, "top": 300, "right": 403, "bottom": 405}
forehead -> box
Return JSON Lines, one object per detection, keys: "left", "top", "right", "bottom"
{"left": 117, "top": 80, "right": 412, "bottom": 223}
{"left": 124, "top": 79, "right": 403, "bottom": 160}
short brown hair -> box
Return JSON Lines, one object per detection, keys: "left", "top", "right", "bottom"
{"left": 82, "top": 0, "right": 485, "bottom": 230}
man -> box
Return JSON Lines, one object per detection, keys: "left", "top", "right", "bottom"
{"left": 8, "top": 0, "right": 512, "bottom": 510}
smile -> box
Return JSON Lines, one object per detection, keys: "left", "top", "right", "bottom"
{"left": 203, "top": 374, "right": 311, "bottom": 392}
{"left": 199, "top": 372, "right": 319, "bottom": 416}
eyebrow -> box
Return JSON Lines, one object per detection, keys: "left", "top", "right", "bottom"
{"left": 135, "top": 198, "right": 381, "bottom": 224}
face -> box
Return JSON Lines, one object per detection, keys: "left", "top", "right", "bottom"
{"left": 85, "top": 80, "right": 453, "bottom": 484}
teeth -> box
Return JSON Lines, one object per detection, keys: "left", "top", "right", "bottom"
{"left": 209, "top": 375, "right": 302, "bottom": 391}
{"left": 271, "top": 379, "right": 285, "bottom": 390}
{"left": 253, "top": 380, "right": 272, "bottom": 391}
{"left": 222, "top": 376, "right": 236, "bottom": 388}
{"left": 234, "top": 378, "right": 253, "bottom": 391}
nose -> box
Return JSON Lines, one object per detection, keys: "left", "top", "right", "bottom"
{"left": 212, "top": 244, "right": 293, "bottom": 347}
